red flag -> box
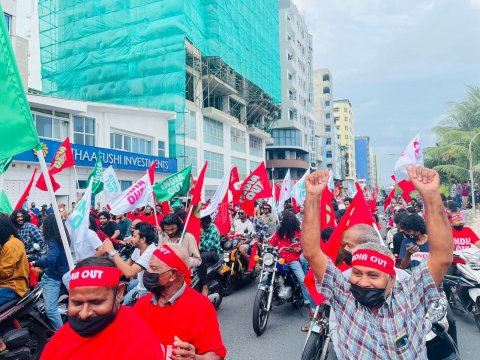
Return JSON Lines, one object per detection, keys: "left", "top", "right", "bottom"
{"left": 274, "top": 183, "right": 281, "bottom": 203}
{"left": 15, "top": 168, "right": 38, "bottom": 210}
{"left": 320, "top": 187, "right": 336, "bottom": 230}
{"left": 160, "top": 201, "right": 171, "bottom": 214}
{"left": 214, "top": 193, "right": 230, "bottom": 235}
{"left": 191, "top": 162, "right": 208, "bottom": 207}
{"left": 383, "top": 186, "right": 396, "bottom": 211}
{"left": 397, "top": 179, "right": 416, "bottom": 193}
{"left": 248, "top": 242, "right": 258, "bottom": 271}
{"left": 304, "top": 269, "right": 327, "bottom": 305}
{"left": 234, "top": 162, "right": 272, "bottom": 216}
{"left": 148, "top": 160, "right": 158, "bottom": 185}
{"left": 185, "top": 202, "right": 203, "bottom": 246}
{"left": 229, "top": 167, "right": 240, "bottom": 193}
{"left": 291, "top": 197, "right": 300, "bottom": 213}
{"left": 36, "top": 138, "right": 74, "bottom": 191}
{"left": 324, "top": 183, "right": 375, "bottom": 262}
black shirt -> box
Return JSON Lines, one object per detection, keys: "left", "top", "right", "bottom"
{"left": 100, "top": 221, "right": 119, "bottom": 237}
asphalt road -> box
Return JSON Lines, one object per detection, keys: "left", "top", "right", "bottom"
{"left": 217, "top": 279, "right": 480, "bottom": 360}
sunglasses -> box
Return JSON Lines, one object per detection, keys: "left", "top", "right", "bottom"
{"left": 238, "top": 212, "right": 245, "bottom": 215}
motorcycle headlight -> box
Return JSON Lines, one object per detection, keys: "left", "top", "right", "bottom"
{"left": 223, "top": 252, "right": 230, "bottom": 262}
{"left": 427, "top": 296, "right": 447, "bottom": 323}
{"left": 263, "top": 253, "right": 275, "bottom": 266}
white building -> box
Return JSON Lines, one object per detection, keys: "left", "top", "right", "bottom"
{"left": 312, "top": 68, "right": 342, "bottom": 179}
{"left": 266, "top": 0, "right": 316, "bottom": 180}
{"left": 3, "top": 95, "right": 176, "bottom": 209}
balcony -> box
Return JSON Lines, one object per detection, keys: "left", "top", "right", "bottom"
{"left": 202, "top": 107, "right": 239, "bottom": 126}
{"left": 266, "top": 159, "right": 310, "bottom": 170}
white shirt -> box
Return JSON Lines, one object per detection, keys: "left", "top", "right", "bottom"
{"left": 73, "top": 229, "right": 103, "bottom": 263}
{"left": 131, "top": 243, "right": 157, "bottom": 292}
{"left": 231, "top": 219, "right": 255, "bottom": 236}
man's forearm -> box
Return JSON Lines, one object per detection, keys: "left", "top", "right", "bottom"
{"left": 424, "top": 194, "right": 452, "bottom": 260}
{"left": 301, "top": 193, "right": 321, "bottom": 258}
{"left": 196, "top": 352, "right": 222, "bottom": 360}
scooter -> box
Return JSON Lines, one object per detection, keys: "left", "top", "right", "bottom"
{"left": 0, "top": 285, "right": 54, "bottom": 360}
{"left": 444, "top": 247, "right": 480, "bottom": 331}
{"left": 191, "top": 258, "right": 225, "bottom": 310}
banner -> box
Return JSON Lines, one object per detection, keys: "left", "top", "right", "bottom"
{"left": 292, "top": 169, "right": 310, "bottom": 206}
{"left": 0, "top": 190, "right": 12, "bottom": 214}
{"left": 277, "top": 169, "right": 292, "bottom": 212}
{"left": 200, "top": 168, "right": 231, "bottom": 217}
{"left": 14, "top": 168, "right": 38, "bottom": 210}
{"left": 153, "top": 166, "right": 192, "bottom": 202}
{"left": 66, "top": 182, "right": 92, "bottom": 262}
{"left": 88, "top": 154, "right": 104, "bottom": 195}
{"left": 234, "top": 162, "right": 272, "bottom": 216}
{"left": 109, "top": 173, "right": 154, "bottom": 215}
{"left": 36, "top": 137, "right": 75, "bottom": 191}
{"left": 102, "top": 166, "right": 122, "bottom": 201}
{"left": 0, "top": 3, "right": 41, "bottom": 161}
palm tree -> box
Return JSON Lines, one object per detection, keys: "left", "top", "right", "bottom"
{"left": 425, "top": 86, "right": 480, "bottom": 183}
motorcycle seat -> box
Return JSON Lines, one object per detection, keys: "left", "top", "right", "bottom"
{"left": 0, "top": 298, "right": 22, "bottom": 314}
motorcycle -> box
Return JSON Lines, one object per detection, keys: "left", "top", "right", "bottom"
{"left": 252, "top": 243, "right": 304, "bottom": 336}
{"left": 301, "top": 304, "right": 330, "bottom": 360}
{"left": 191, "top": 258, "right": 225, "bottom": 310}
{"left": 0, "top": 285, "right": 54, "bottom": 360}
{"left": 444, "top": 247, "right": 480, "bottom": 331}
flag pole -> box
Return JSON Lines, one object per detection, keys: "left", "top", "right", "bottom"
{"left": 73, "top": 165, "right": 81, "bottom": 195}
{"left": 37, "top": 150, "right": 75, "bottom": 270}
{"left": 179, "top": 203, "right": 194, "bottom": 245}
{"left": 372, "top": 222, "right": 385, "bottom": 246}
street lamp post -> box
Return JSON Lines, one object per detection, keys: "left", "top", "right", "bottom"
{"left": 469, "top": 132, "right": 480, "bottom": 212}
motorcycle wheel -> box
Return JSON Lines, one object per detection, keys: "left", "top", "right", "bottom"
{"left": 28, "top": 320, "right": 49, "bottom": 360}
{"left": 301, "top": 330, "right": 327, "bottom": 360}
{"left": 475, "top": 298, "right": 480, "bottom": 332}
{"left": 212, "top": 286, "right": 224, "bottom": 310}
{"left": 222, "top": 273, "right": 234, "bottom": 297}
{"left": 253, "top": 289, "right": 270, "bottom": 336}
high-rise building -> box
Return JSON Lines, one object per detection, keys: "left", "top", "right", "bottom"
{"left": 312, "top": 68, "right": 342, "bottom": 179}
{"left": 267, "top": 0, "right": 315, "bottom": 180}
{"left": 38, "top": 1, "right": 281, "bottom": 193}
{"left": 354, "top": 136, "right": 371, "bottom": 188}
{"left": 334, "top": 99, "right": 356, "bottom": 182}
{"left": 1, "top": 0, "right": 29, "bottom": 88}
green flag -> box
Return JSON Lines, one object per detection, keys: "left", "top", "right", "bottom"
{"left": 88, "top": 154, "right": 104, "bottom": 195}
{"left": 0, "top": 190, "right": 12, "bottom": 214}
{"left": 153, "top": 166, "right": 192, "bottom": 202}
{"left": 171, "top": 199, "right": 182, "bottom": 208}
{"left": 0, "top": 157, "right": 13, "bottom": 175}
{"left": 0, "top": 5, "right": 41, "bottom": 161}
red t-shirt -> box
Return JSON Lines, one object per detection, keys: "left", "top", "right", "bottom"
{"left": 269, "top": 230, "right": 302, "bottom": 264}
{"left": 134, "top": 288, "right": 227, "bottom": 359}
{"left": 40, "top": 306, "right": 163, "bottom": 360}
{"left": 139, "top": 214, "right": 160, "bottom": 227}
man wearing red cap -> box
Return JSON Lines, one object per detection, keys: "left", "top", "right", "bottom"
{"left": 41, "top": 257, "right": 163, "bottom": 360}
{"left": 134, "top": 244, "right": 227, "bottom": 360}
{"left": 302, "top": 166, "right": 453, "bottom": 359}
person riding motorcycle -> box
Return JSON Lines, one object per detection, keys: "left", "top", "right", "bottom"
{"left": 199, "top": 215, "right": 222, "bottom": 296}
{"left": 230, "top": 210, "right": 255, "bottom": 267}
{"left": 269, "top": 211, "right": 316, "bottom": 310}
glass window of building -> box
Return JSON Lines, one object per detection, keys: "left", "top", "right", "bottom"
{"left": 325, "top": 113, "right": 331, "bottom": 119}
{"left": 249, "top": 135, "right": 263, "bottom": 157}
{"left": 250, "top": 160, "right": 260, "bottom": 172}
{"left": 203, "top": 117, "right": 223, "bottom": 146}
{"left": 4, "top": 13, "right": 11, "bottom": 34}
{"left": 323, "top": 74, "right": 330, "bottom": 81}
{"left": 120, "top": 180, "right": 132, "bottom": 191}
{"left": 110, "top": 132, "right": 152, "bottom": 155}
{"left": 326, "top": 151, "right": 332, "bottom": 158}
{"left": 325, "top": 100, "right": 330, "bottom": 107}
{"left": 333, "top": 107, "right": 339, "bottom": 112}
{"left": 325, "top": 125, "right": 331, "bottom": 133}
{"left": 184, "top": 146, "right": 198, "bottom": 176}
{"left": 323, "top": 87, "right": 330, "bottom": 94}
{"left": 204, "top": 151, "right": 224, "bottom": 179}
{"left": 231, "top": 157, "right": 247, "bottom": 179}
{"left": 73, "top": 116, "right": 95, "bottom": 145}
{"left": 231, "top": 128, "right": 246, "bottom": 153}
{"left": 34, "top": 113, "right": 68, "bottom": 141}
{"left": 157, "top": 141, "right": 166, "bottom": 158}
{"left": 326, "top": 138, "right": 332, "bottom": 145}
{"left": 185, "top": 111, "right": 197, "bottom": 140}
{"left": 271, "top": 130, "right": 301, "bottom": 147}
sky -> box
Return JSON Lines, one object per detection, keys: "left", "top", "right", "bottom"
{"left": 295, "top": 0, "right": 480, "bottom": 186}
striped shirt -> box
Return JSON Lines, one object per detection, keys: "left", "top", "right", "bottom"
{"left": 317, "top": 259, "right": 440, "bottom": 359}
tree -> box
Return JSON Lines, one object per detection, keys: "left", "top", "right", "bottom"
{"left": 425, "top": 86, "right": 480, "bottom": 183}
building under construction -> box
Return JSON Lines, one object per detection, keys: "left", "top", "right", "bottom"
{"left": 38, "top": 0, "right": 281, "bottom": 191}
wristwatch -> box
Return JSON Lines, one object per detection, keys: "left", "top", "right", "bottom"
{"left": 109, "top": 250, "right": 119, "bottom": 257}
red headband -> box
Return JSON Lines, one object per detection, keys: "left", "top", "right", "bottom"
{"left": 449, "top": 214, "right": 463, "bottom": 223}
{"left": 70, "top": 266, "right": 122, "bottom": 289}
{"left": 351, "top": 249, "right": 395, "bottom": 275}
{"left": 153, "top": 245, "right": 191, "bottom": 285}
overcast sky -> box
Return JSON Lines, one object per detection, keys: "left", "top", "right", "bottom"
{"left": 295, "top": 0, "right": 480, "bottom": 185}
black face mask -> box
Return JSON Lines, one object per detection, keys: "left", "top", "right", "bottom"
{"left": 143, "top": 270, "right": 165, "bottom": 297}
{"left": 343, "top": 250, "right": 353, "bottom": 266}
{"left": 453, "top": 225, "right": 464, "bottom": 231}
{"left": 350, "top": 283, "right": 387, "bottom": 308}
{"left": 69, "top": 289, "right": 117, "bottom": 338}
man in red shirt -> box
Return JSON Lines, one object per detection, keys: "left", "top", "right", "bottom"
{"left": 450, "top": 213, "right": 480, "bottom": 252}
{"left": 134, "top": 244, "right": 227, "bottom": 360}
{"left": 41, "top": 257, "right": 163, "bottom": 360}
{"left": 140, "top": 205, "right": 162, "bottom": 228}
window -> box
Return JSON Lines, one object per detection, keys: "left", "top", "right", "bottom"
{"left": 231, "top": 157, "right": 247, "bottom": 179}
{"left": 73, "top": 116, "right": 95, "bottom": 146}
{"left": 345, "top": 135, "right": 348, "bottom": 140}
{"left": 323, "top": 87, "right": 330, "bottom": 94}
{"left": 333, "top": 107, "right": 339, "bottom": 112}
{"left": 184, "top": 146, "right": 198, "bottom": 175}
{"left": 326, "top": 151, "right": 332, "bottom": 158}
{"left": 288, "top": 108, "right": 297, "bottom": 121}
{"left": 4, "top": 13, "right": 11, "bottom": 34}
{"left": 325, "top": 113, "right": 331, "bottom": 119}
{"left": 249, "top": 135, "right": 263, "bottom": 157}
{"left": 34, "top": 113, "right": 68, "bottom": 141}
{"left": 287, "top": 52, "right": 294, "bottom": 61}
{"left": 120, "top": 180, "right": 132, "bottom": 191}
{"left": 110, "top": 132, "right": 152, "bottom": 155}
{"left": 287, "top": 72, "right": 293, "bottom": 81}
{"left": 325, "top": 125, "right": 331, "bottom": 133}
{"left": 157, "top": 141, "right": 166, "bottom": 158}
{"left": 250, "top": 161, "right": 260, "bottom": 172}
{"left": 326, "top": 138, "right": 332, "bottom": 145}
{"left": 334, "top": 116, "right": 340, "bottom": 123}
{"left": 325, "top": 100, "right": 330, "bottom": 107}
{"left": 230, "top": 128, "right": 246, "bottom": 152}
{"left": 203, "top": 117, "right": 223, "bottom": 146}
{"left": 323, "top": 74, "right": 330, "bottom": 81}
{"left": 344, "top": 108, "right": 348, "bottom": 113}
{"left": 271, "top": 129, "right": 301, "bottom": 147}
{"left": 345, "top": 125, "right": 348, "bottom": 131}
{"left": 185, "top": 111, "right": 197, "bottom": 139}
{"left": 204, "top": 151, "right": 224, "bottom": 179}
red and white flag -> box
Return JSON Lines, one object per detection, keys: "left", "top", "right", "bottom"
{"left": 234, "top": 162, "right": 272, "bottom": 216}
{"left": 36, "top": 137, "right": 75, "bottom": 191}
{"left": 15, "top": 168, "right": 38, "bottom": 210}
{"left": 394, "top": 134, "right": 423, "bottom": 182}
{"left": 109, "top": 172, "right": 154, "bottom": 215}
{"left": 277, "top": 169, "right": 292, "bottom": 212}
{"left": 200, "top": 167, "right": 230, "bottom": 217}
{"left": 214, "top": 193, "right": 231, "bottom": 235}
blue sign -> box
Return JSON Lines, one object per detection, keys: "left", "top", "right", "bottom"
{"left": 14, "top": 138, "right": 177, "bottom": 174}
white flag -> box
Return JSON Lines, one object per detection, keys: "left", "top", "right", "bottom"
{"left": 277, "top": 169, "right": 292, "bottom": 212}
{"left": 66, "top": 182, "right": 92, "bottom": 262}
{"left": 327, "top": 168, "right": 334, "bottom": 191}
{"left": 292, "top": 169, "right": 310, "bottom": 206}
{"left": 109, "top": 172, "right": 154, "bottom": 215}
{"left": 394, "top": 134, "right": 424, "bottom": 182}
{"left": 102, "top": 166, "right": 122, "bottom": 201}
{"left": 200, "top": 168, "right": 231, "bottom": 217}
